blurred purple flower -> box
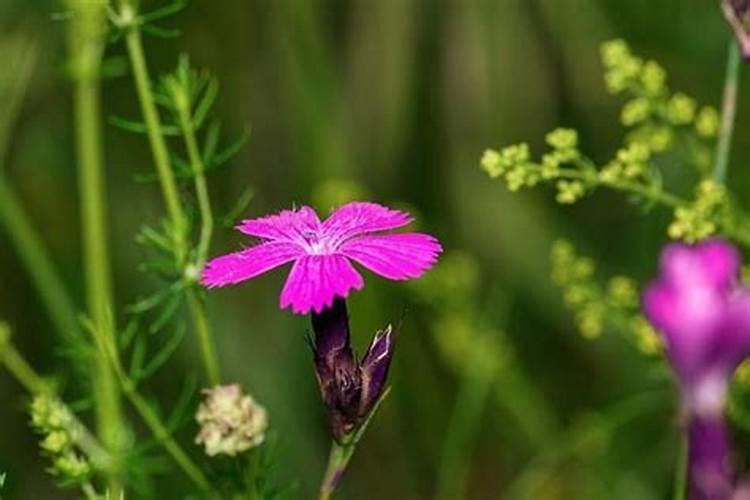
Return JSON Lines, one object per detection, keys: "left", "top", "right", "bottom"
{"left": 723, "top": 0, "right": 750, "bottom": 59}
{"left": 644, "top": 239, "right": 750, "bottom": 500}
{"left": 310, "top": 297, "right": 394, "bottom": 441}
{"left": 202, "top": 202, "right": 442, "bottom": 314}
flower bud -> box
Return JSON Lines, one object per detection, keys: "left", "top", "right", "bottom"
{"left": 311, "top": 298, "right": 395, "bottom": 442}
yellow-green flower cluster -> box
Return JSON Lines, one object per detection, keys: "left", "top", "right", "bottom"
{"left": 599, "top": 141, "right": 652, "bottom": 184}
{"left": 668, "top": 179, "right": 728, "bottom": 242}
{"left": 600, "top": 38, "right": 718, "bottom": 173}
{"left": 481, "top": 143, "right": 541, "bottom": 191}
{"left": 29, "top": 394, "right": 91, "bottom": 483}
{"left": 550, "top": 240, "right": 662, "bottom": 354}
{"left": 482, "top": 128, "right": 593, "bottom": 204}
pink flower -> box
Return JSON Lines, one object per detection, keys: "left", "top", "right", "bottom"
{"left": 201, "top": 202, "right": 443, "bottom": 314}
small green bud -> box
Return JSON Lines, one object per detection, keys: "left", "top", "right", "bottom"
{"left": 667, "top": 93, "right": 696, "bottom": 125}
{"left": 545, "top": 128, "right": 578, "bottom": 150}
{"left": 480, "top": 149, "right": 503, "bottom": 177}
{"left": 695, "top": 107, "right": 720, "bottom": 137}
{"left": 640, "top": 60, "right": 667, "bottom": 96}
{"left": 620, "top": 98, "right": 650, "bottom": 126}
{"left": 555, "top": 180, "right": 585, "bottom": 204}
{"left": 41, "top": 430, "right": 72, "bottom": 454}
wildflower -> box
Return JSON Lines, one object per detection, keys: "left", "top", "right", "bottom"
{"left": 202, "top": 202, "right": 442, "bottom": 314}
{"left": 195, "top": 384, "right": 268, "bottom": 457}
{"left": 644, "top": 240, "right": 750, "bottom": 499}
{"left": 311, "top": 298, "right": 394, "bottom": 441}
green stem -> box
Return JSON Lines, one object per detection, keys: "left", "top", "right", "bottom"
{"left": 0, "top": 323, "right": 50, "bottom": 395}
{"left": 120, "top": 2, "right": 188, "bottom": 265}
{"left": 434, "top": 354, "right": 496, "bottom": 500}
{"left": 318, "top": 389, "right": 391, "bottom": 499}
{"left": 186, "top": 289, "right": 221, "bottom": 385}
{"left": 67, "top": 1, "right": 126, "bottom": 492}
{"left": 319, "top": 442, "right": 355, "bottom": 500}
{"left": 0, "top": 182, "right": 81, "bottom": 343}
{"left": 120, "top": 377, "right": 212, "bottom": 493}
{"left": 713, "top": 39, "right": 742, "bottom": 185}
{"left": 176, "top": 93, "right": 221, "bottom": 384}
{"left": 176, "top": 97, "right": 214, "bottom": 268}
{"left": 119, "top": 2, "right": 221, "bottom": 384}
{"left": 91, "top": 320, "right": 213, "bottom": 493}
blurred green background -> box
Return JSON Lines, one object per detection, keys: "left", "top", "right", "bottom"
{"left": 0, "top": 1, "right": 744, "bottom": 499}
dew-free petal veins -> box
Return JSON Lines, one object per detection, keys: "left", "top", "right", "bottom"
{"left": 236, "top": 205, "right": 321, "bottom": 242}
{"left": 201, "top": 241, "right": 304, "bottom": 288}
{"left": 340, "top": 233, "right": 442, "bottom": 280}
{"left": 280, "top": 255, "right": 364, "bottom": 315}
{"left": 321, "top": 202, "right": 413, "bottom": 241}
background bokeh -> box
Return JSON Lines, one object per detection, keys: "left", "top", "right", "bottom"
{"left": 0, "top": 1, "right": 745, "bottom": 499}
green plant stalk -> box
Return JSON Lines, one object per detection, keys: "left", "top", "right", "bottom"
{"left": 713, "top": 40, "right": 741, "bottom": 185}
{"left": 318, "top": 389, "right": 390, "bottom": 500}
{"left": 120, "top": 2, "right": 221, "bottom": 384}
{"left": 176, "top": 99, "right": 214, "bottom": 268}
{"left": 0, "top": 182, "right": 81, "bottom": 343}
{"left": 186, "top": 289, "right": 220, "bottom": 385}
{"left": 119, "top": 377, "right": 212, "bottom": 492}
{"left": 0, "top": 323, "right": 50, "bottom": 395}
{"left": 511, "top": 163, "right": 750, "bottom": 247}
{"left": 67, "top": 1, "right": 126, "bottom": 492}
{"left": 434, "top": 354, "right": 496, "bottom": 500}
{"left": 176, "top": 98, "right": 221, "bottom": 384}
{"left": 89, "top": 320, "right": 212, "bottom": 493}
{"left": 120, "top": 2, "right": 188, "bottom": 265}
{"left": 319, "top": 442, "right": 355, "bottom": 500}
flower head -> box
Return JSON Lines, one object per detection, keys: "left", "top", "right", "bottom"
{"left": 202, "top": 202, "right": 442, "bottom": 314}
{"left": 643, "top": 239, "right": 750, "bottom": 416}
{"left": 195, "top": 384, "right": 268, "bottom": 457}
{"left": 643, "top": 240, "right": 750, "bottom": 500}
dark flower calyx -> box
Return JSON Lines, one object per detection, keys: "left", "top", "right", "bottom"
{"left": 310, "top": 298, "right": 395, "bottom": 442}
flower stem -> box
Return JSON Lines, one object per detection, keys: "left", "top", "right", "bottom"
{"left": 186, "top": 289, "right": 221, "bottom": 385}
{"left": 120, "top": 377, "right": 212, "bottom": 492}
{"left": 175, "top": 90, "right": 221, "bottom": 384}
{"left": 319, "top": 441, "right": 355, "bottom": 500}
{"left": 175, "top": 94, "right": 214, "bottom": 269}
{"left": 713, "top": 38, "right": 742, "bottom": 185}
{"left": 119, "top": 1, "right": 221, "bottom": 384}
{"left": 120, "top": 2, "right": 188, "bottom": 265}
{"left": 434, "top": 351, "right": 496, "bottom": 500}
{"left": 0, "top": 323, "right": 50, "bottom": 395}
{"left": 67, "top": 1, "right": 126, "bottom": 492}
{"left": 0, "top": 182, "right": 81, "bottom": 343}
{"left": 90, "top": 318, "right": 213, "bottom": 493}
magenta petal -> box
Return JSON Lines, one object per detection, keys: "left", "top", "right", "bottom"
{"left": 662, "top": 240, "right": 739, "bottom": 291}
{"left": 236, "top": 206, "right": 321, "bottom": 243}
{"left": 321, "top": 202, "right": 413, "bottom": 241}
{"left": 201, "top": 241, "right": 303, "bottom": 288}
{"left": 280, "top": 255, "right": 365, "bottom": 314}
{"left": 340, "top": 233, "right": 442, "bottom": 280}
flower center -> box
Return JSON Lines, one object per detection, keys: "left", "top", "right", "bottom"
{"left": 302, "top": 229, "right": 332, "bottom": 255}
